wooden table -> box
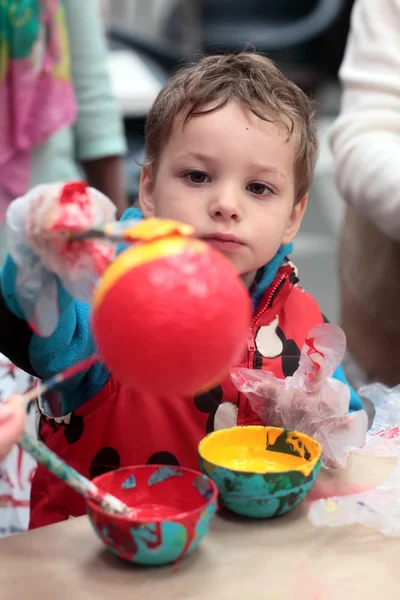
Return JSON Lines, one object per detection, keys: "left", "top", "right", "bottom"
{"left": 0, "top": 454, "right": 398, "bottom": 600}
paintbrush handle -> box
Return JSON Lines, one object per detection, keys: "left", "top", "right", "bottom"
{"left": 69, "top": 218, "right": 195, "bottom": 245}
{"left": 19, "top": 432, "right": 129, "bottom": 515}
{"left": 21, "top": 382, "right": 50, "bottom": 406}
{"left": 70, "top": 229, "right": 127, "bottom": 243}
{"left": 20, "top": 355, "right": 100, "bottom": 407}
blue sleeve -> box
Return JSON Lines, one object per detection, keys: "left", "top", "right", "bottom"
{"left": 332, "top": 364, "right": 363, "bottom": 412}
{"left": 1, "top": 255, "right": 110, "bottom": 414}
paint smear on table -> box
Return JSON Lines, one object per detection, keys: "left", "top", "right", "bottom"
{"left": 306, "top": 481, "right": 367, "bottom": 503}
{"left": 293, "top": 563, "right": 333, "bottom": 600}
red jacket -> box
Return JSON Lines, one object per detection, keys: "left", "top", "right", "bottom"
{"left": 30, "top": 263, "right": 324, "bottom": 528}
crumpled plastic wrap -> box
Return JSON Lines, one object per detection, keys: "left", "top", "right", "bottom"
{"left": 231, "top": 323, "right": 368, "bottom": 469}
{"left": 6, "top": 182, "right": 116, "bottom": 337}
{"left": 308, "top": 383, "right": 400, "bottom": 536}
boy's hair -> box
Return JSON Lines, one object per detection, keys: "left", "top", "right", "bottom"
{"left": 145, "top": 52, "right": 318, "bottom": 203}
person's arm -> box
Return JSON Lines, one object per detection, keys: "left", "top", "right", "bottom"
{"left": 332, "top": 365, "right": 363, "bottom": 412}
{"left": 330, "top": 0, "right": 400, "bottom": 239}
{"left": 0, "top": 395, "right": 25, "bottom": 462}
{"left": 83, "top": 157, "right": 126, "bottom": 218}
{"left": 320, "top": 315, "right": 363, "bottom": 412}
{"left": 65, "top": 0, "right": 128, "bottom": 216}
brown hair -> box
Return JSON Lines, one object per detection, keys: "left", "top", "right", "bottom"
{"left": 145, "top": 52, "right": 318, "bottom": 202}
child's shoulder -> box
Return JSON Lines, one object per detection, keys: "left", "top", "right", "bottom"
{"left": 257, "top": 263, "right": 325, "bottom": 345}
{"left": 282, "top": 271, "right": 324, "bottom": 326}
{"left": 284, "top": 278, "right": 323, "bottom": 317}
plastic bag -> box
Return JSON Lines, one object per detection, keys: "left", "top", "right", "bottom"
{"left": 6, "top": 181, "right": 116, "bottom": 337}
{"left": 231, "top": 323, "right": 368, "bottom": 469}
{"left": 308, "top": 383, "right": 400, "bottom": 536}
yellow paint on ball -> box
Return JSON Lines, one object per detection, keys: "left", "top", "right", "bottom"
{"left": 198, "top": 426, "right": 321, "bottom": 478}
{"left": 93, "top": 235, "right": 206, "bottom": 309}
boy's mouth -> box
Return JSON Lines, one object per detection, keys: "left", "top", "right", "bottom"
{"left": 200, "top": 233, "right": 245, "bottom": 252}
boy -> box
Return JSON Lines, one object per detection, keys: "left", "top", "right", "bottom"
{"left": 0, "top": 52, "right": 362, "bottom": 528}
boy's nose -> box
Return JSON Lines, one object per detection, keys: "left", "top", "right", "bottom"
{"left": 209, "top": 190, "right": 242, "bottom": 222}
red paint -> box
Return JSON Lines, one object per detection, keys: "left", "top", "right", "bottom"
{"left": 42, "top": 181, "right": 114, "bottom": 285}
{"left": 28, "top": 320, "right": 41, "bottom": 336}
{"left": 305, "top": 336, "right": 325, "bottom": 383}
{"left": 85, "top": 465, "right": 218, "bottom": 564}
{"left": 50, "top": 181, "right": 92, "bottom": 233}
{"left": 59, "top": 181, "right": 89, "bottom": 207}
{"left": 370, "top": 426, "right": 400, "bottom": 440}
{"left": 97, "top": 519, "right": 138, "bottom": 559}
{"left": 58, "top": 238, "right": 114, "bottom": 279}
{"left": 130, "top": 504, "right": 182, "bottom": 519}
{"left": 176, "top": 516, "right": 198, "bottom": 563}
{"left": 92, "top": 241, "right": 251, "bottom": 395}
{"left": 307, "top": 481, "right": 367, "bottom": 502}
{"left": 143, "top": 522, "right": 163, "bottom": 550}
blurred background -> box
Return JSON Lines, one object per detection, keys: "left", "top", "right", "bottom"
{"left": 101, "top": 0, "right": 356, "bottom": 322}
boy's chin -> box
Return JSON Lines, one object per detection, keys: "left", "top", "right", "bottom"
{"left": 212, "top": 251, "right": 259, "bottom": 289}
{"left": 218, "top": 255, "right": 257, "bottom": 289}
{"left": 240, "top": 270, "right": 257, "bottom": 289}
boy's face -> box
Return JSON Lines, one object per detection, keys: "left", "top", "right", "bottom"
{"left": 140, "top": 100, "right": 307, "bottom": 287}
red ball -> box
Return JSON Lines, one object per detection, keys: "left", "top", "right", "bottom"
{"left": 92, "top": 235, "right": 251, "bottom": 395}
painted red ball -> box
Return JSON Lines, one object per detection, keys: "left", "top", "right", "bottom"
{"left": 92, "top": 234, "right": 251, "bottom": 395}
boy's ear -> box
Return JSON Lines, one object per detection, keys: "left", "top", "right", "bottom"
{"left": 139, "top": 167, "right": 156, "bottom": 217}
{"left": 282, "top": 194, "right": 308, "bottom": 245}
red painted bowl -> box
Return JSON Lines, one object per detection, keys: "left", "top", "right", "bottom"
{"left": 86, "top": 465, "right": 218, "bottom": 565}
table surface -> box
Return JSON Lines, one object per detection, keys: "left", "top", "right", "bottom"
{"left": 0, "top": 454, "right": 398, "bottom": 600}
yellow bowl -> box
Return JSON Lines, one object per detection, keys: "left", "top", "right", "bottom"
{"left": 198, "top": 426, "right": 322, "bottom": 518}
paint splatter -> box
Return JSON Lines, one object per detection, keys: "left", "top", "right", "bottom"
{"left": 122, "top": 475, "right": 136, "bottom": 490}
{"left": 307, "top": 481, "right": 367, "bottom": 503}
{"left": 193, "top": 475, "right": 215, "bottom": 500}
{"left": 148, "top": 466, "right": 183, "bottom": 486}
{"left": 305, "top": 336, "right": 325, "bottom": 384}
{"left": 293, "top": 563, "right": 332, "bottom": 600}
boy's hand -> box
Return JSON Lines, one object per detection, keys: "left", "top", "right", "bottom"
{"left": 24, "top": 181, "right": 117, "bottom": 281}
{"left": 231, "top": 323, "right": 368, "bottom": 470}
{"left": 6, "top": 182, "right": 118, "bottom": 336}
{"left": 0, "top": 395, "right": 25, "bottom": 461}
{"left": 232, "top": 369, "right": 368, "bottom": 469}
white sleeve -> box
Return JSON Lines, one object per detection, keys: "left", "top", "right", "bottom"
{"left": 329, "top": 0, "right": 400, "bottom": 239}
{"left": 65, "top": 0, "right": 127, "bottom": 161}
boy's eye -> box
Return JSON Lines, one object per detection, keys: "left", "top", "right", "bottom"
{"left": 185, "top": 171, "right": 210, "bottom": 184}
{"left": 246, "top": 182, "right": 272, "bottom": 196}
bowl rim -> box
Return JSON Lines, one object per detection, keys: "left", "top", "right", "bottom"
{"left": 86, "top": 464, "right": 219, "bottom": 523}
{"left": 198, "top": 425, "right": 322, "bottom": 476}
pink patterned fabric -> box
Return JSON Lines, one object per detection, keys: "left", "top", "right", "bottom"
{"left": 0, "top": 1, "right": 77, "bottom": 221}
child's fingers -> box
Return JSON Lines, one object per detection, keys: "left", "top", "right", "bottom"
{"left": 0, "top": 395, "right": 25, "bottom": 461}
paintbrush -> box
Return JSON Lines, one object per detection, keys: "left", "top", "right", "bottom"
{"left": 67, "top": 218, "right": 194, "bottom": 245}
{"left": 19, "top": 431, "right": 131, "bottom": 515}
{"left": 20, "top": 355, "right": 100, "bottom": 407}
{"left": 17, "top": 355, "right": 131, "bottom": 516}
{"left": 68, "top": 227, "right": 132, "bottom": 244}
